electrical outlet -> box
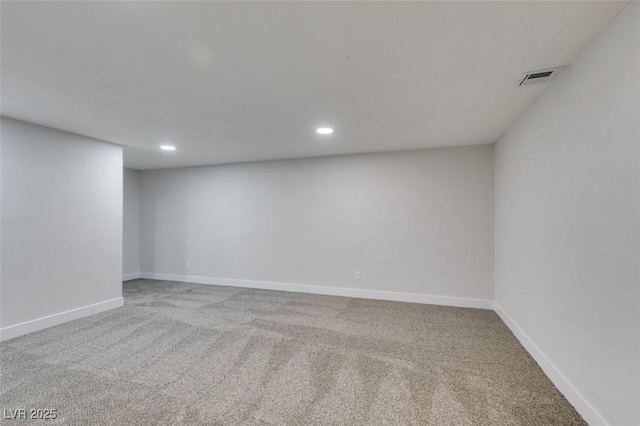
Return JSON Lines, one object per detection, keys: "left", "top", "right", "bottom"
{"left": 355, "top": 271, "right": 361, "bottom": 280}
{"left": 185, "top": 261, "right": 191, "bottom": 269}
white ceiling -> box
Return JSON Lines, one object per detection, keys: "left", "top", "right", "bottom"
{"left": 1, "top": 1, "right": 628, "bottom": 170}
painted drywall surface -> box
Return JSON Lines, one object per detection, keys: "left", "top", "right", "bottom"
{"left": 0, "top": 117, "right": 123, "bottom": 327}
{"left": 140, "top": 145, "right": 494, "bottom": 300}
{"left": 123, "top": 168, "right": 140, "bottom": 277}
{"left": 494, "top": 4, "right": 640, "bottom": 425}
{"left": 2, "top": 2, "right": 629, "bottom": 170}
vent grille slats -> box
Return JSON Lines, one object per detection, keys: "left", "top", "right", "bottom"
{"left": 518, "top": 66, "right": 567, "bottom": 86}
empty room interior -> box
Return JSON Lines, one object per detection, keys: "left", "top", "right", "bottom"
{"left": 1, "top": 1, "right": 639, "bottom": 425}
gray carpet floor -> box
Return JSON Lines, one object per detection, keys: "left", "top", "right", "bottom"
{"left": 1, "top": 279, "right": 585, "bottom": 425}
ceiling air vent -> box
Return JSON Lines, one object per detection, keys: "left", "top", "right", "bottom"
{"left": 518, "top": 66, "right": 567, "bottom": 86}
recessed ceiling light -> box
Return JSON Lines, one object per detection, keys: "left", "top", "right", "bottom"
{"left": 160, "top": 145, "right": 176, "bottom": 151}
{"left": 316, "top": 127, "right": 334, "bottom": 135}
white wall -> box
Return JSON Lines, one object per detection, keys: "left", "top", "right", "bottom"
{"left": 0, "top": 117, "right": 123, "bottom": 338}
{"left": 123, "top": 168, "right": 141, "bottom": 279}
{"left": 494, "top": 4, "right": 639, "bottom": 426}
{"left": 140, "top": 145, "right": 494, "bottom": 304}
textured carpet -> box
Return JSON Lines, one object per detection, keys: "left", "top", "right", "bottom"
{"left": 0, "top": 279, "right": 585, "bottom": 425}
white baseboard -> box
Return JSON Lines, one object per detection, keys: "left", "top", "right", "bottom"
{"left": 494, "top": 302, "right": 609, "bottom": 426}
{"left": 0, "top": 273, "right": 605, "bottom": 424}
{"left": 0, "top": 297, "right": 124, "bottom": 342}
{"left": 123, "top": 272, "right": 141, "bottom": 281}
{"left": 139, "top": 272, "right": 494, "bottom": 310}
